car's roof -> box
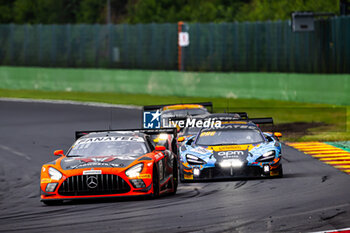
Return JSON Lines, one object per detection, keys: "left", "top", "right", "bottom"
{"left": 79, "top": 131, "right": 146, "bottom": 139}
{"left": 162, "top": 104, "right": 206, "bottom": 111}
{"left": 201, "top": 121, "right": 259, "bottom": 130}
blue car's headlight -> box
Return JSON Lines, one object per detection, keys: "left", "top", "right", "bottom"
{"left": 186, "top": 154, "right": 206, "bottom": 165}
{"left": 257, "top": 151, "right": 276, "bottom": 162}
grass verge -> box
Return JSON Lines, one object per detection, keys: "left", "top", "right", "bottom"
{"left": 0, "top": 88, "right": 349, "bottom": 142}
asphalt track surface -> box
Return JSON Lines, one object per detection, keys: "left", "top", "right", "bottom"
{"left": 1, "top": 100, "right": 350, "bottom": 233}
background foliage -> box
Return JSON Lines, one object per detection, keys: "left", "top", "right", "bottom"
{"left": 0, "top": 0, "right": 339, "bottom": 24}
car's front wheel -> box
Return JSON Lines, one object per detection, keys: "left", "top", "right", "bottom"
{"left": 152, "top": 164, "right": 160, "bottom": 198}
{"left": 171, "top": 159, "right": 178, "bottom": 195}
{"left": 277, "top": 164, "right": 284, "bottom": 178}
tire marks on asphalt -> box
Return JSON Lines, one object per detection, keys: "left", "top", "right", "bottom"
{"left": 0, "top": 144, "right": 31, "bottom": 160}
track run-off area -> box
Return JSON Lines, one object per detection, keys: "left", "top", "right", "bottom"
{"left": 0, "top": 99, "right": 350, "bottom": 233}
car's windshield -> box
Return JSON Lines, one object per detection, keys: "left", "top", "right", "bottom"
{"left": 161, "top": 108, "right": 208, "bottom": 118}
{"left": 196, "top": 128, "right": 265, "bottom": 146}
{"left": 181, "top": 127, "right": 201, "bottom": 136}
{"left": 67, "top": 136, "right": 149, "bottom": 157}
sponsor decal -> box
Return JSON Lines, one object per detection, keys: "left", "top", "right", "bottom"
{"left": 184, "top": 174, "right": 194, "bottom": 180}
{"left": 74, "top": 162, "right": 122, "bottom": 168}
{"left": 138, "top": 174, "right": 152, "bottom": 179}
{"left": 192, "top": 147, "right": 211, "bottom": 154}
{"left": 209, "top": 145, "right": 250, "bottom": 151}
{"left": 76, "top": 136, "right": 144, "bottom": 145}
{"left": 217, "top": 151, "right": 246, "bottom": 159}
{"left": 143, "top": 110, "right": 161, "bottom": 129}
{"left": 41, "top": 178, "right": 51, "bottom": 183}
{"left": 155, "top": 153, "right": 164, "bottom": 160}
{"left": 218, "top": 151, "right": 244, "bottom": 156}
{"left": 83, "top": 170, "right": 102, "bottom": 175}
{"left": 158, "top": 159, "right": 164, "bottom": 180}
{"left": 200, "top": 131, "right": 216, "bottom": 137}
{"left": 270, "top": 170, "right": 280, "bottom": 176}
{"left": 205, "top": 124, "right": 256, "bottom": 130}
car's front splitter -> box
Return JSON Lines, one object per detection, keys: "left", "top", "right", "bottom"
{"left": 181, "top": 164, "right": 282, "bottom": 181}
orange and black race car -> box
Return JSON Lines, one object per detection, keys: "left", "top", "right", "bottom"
{"left": 40, "top": 128, "right": 178, "bottom": 205}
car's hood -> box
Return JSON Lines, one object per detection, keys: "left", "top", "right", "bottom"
{"left": 185, "top": 142, "right": 276, "bottom": 163}
{"left": 60, "top": 155, "right": 142, "bottom": 170}
{"left": 206, "top": 144, "right": 253, "bottom": 163}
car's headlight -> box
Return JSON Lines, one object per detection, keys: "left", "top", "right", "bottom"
{"left": 220, "top": 159, "right": 243, "bottom": 168}
{"left": 125, "top": 164, "right": 144, "bottom": 178}
{"left": 158, "top": 133, "right": 169, "bottom": 140}
{"left": 186, "top": 154, "right": 206, "bottom": 165}
{"left": 257, "top": 151, "right": 276, "bottom": 162}
{"left": 48, "top": 167, "right": 62, "bottom": 180}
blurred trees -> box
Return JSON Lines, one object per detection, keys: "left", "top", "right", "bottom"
{"left": 0, "top": 0, "right": 340, "bottom": 24}
{"left": 235, "top": 0, "right": 339, "bottom": 22}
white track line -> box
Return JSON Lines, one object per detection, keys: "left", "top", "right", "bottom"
{"left": 310, "top": 227, "right": 350, "bottom": 233}
{"left": 0, "top": 97, "right": 142, "bottom": 110}
{"left": 0, "top": 144, "right": 31, "bottom": 161}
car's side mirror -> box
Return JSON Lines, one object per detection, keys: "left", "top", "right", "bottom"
{"left": 274, "top": 132, "right": 282, "bottom": 138}
{"left": 54, "top": 150, "right": 64, "bottom": 156}
{"left": 155, "top": 146, "right": 166, "bottom": 151}
{"left": 177, "top": 137, "right": 185, "bottom": 142}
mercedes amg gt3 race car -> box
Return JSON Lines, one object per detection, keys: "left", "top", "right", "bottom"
{"left": 178, "top": 118, "right": 283, "bottom": 181}
{"left": 40, "top": 128, "right": 178, "bottom": 205}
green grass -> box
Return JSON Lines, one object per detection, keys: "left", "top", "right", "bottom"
{"left": 1, "top": 88, "right": 349, "bottom": 142}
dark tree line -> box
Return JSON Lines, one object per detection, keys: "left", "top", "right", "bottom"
{"left": 0, "top": 0, "right": 339, "bottom": 24}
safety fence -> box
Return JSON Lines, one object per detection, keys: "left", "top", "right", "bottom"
{"left": 0, "top": 16, "right": 350, "bottom": 73}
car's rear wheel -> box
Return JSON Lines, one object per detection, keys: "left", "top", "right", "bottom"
{"left": 152, "top": 164, "right": 160, "bottom": 198}
{"left": 42, "top": 200, "right": 63, "bottom": 206}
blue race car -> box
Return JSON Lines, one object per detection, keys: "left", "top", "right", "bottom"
{"left": 178, "top": 118, "right": 283, "bottom": 181}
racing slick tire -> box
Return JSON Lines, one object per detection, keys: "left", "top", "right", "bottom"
{"left": 171, "top": 159, "right": 178, "bottom": 195}
{"left": 152, "top": 164, "right": 160, "bottom": 198}
{"left": 271, "top": 164, "right": 283, "bottom": 178}
{"left": 42, "top": 200, "right": 63, "bottom": 206}
{"left": 179, "top": 171, "right": 190, "bottom": 183}
{"left": 277, "top": 164, "right": 284, "bottom": 178}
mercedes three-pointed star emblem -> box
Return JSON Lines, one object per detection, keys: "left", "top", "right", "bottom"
{"left": 86, "top": 176, "right": 98, "bottom": 189}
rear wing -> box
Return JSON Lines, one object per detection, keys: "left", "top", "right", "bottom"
{"left": 143, "top": 102, "right": 213, "bottom": 112}
{"left": 226, "top": 112, "right": 248, "bottom": 119}
{"left": 168, "top": 112, "right": 247, "bottom": 123}
{"left": 248, "top": 117, "right": 273, "bottom": 124}
{"left": 205, "top": 112, "right": 248, "bottom": 120}
{"left": 75, "top": 128, "right": 177, "bottom": 140}
{"left": 162, "top": 114, "right": 272, "bottom": 129}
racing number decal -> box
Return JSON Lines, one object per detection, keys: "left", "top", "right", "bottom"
{"left": 200, "top": 131, "right": 216, "bottom": 137}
